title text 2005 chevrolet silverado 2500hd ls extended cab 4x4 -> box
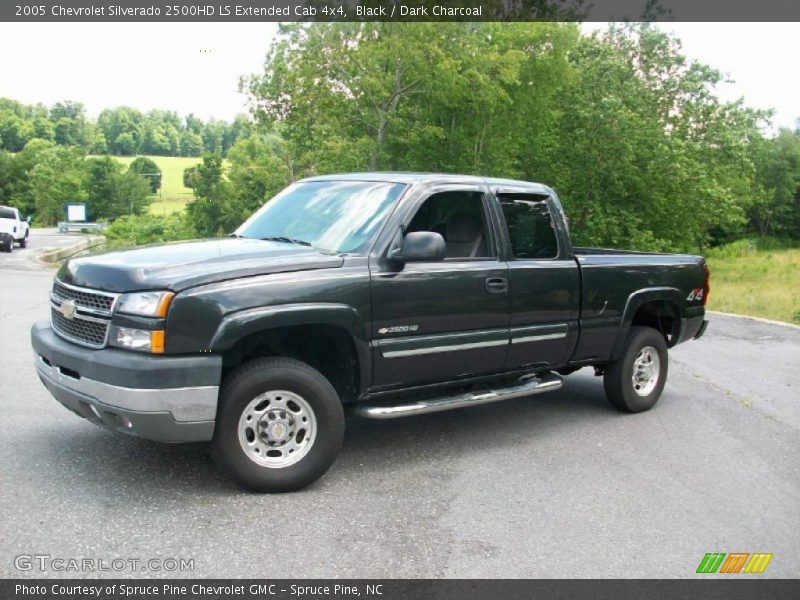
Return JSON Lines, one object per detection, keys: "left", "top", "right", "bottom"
{"left": 31, "top": 174, "right": 709, "bottom": 492}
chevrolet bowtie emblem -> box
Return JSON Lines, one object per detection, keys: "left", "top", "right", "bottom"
{"left": 60, "top": 299, "right": 77, "bottom": 320}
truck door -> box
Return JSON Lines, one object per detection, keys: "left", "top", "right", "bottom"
{"left": 369, "top": 185, "right": 510, "bottom": 390}
{"left": 494, "top": 189, "right": 580, "bottom": 370}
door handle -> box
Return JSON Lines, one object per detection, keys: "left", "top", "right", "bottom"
{"left": 485, "top": 277, "right": 508, "bottom": 293}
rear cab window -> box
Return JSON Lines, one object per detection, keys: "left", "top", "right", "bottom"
{"left": 498, "top": 194, "right": 559, "bottom": 259}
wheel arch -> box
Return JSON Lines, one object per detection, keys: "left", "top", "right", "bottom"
{"left": 610, "top": 287, "right": 684, "bottom": 361}
{"left": 210, "top": 303, "right": 370, "bottom": 403}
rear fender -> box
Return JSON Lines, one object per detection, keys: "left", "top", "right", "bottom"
{"left": 610, "top": 287, "right": 685, "bottom": 360}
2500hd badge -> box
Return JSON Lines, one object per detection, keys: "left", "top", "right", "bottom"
{"left": 31, "top": 173, "right": 709, "bottom": 492}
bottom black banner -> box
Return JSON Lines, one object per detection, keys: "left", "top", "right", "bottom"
{"left": 2, "top": 579, "right": 799, "bottom": 600}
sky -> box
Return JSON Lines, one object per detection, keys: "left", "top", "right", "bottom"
{"left": 0, "top": 22, "right": 797, "bottom": 131}
{"left": 0, "top": 23, "right": 279, "bottom": 121}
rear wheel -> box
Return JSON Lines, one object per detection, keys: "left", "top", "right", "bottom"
{"left": 211, "top": 357, "right": 345, "bottom": 492}
{"left": 3, "top": 235, "right": 14, "bottom": 253}
{"left": 604, "top": 326, "right": 668, "bottom": 413}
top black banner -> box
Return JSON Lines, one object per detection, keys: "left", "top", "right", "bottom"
{"left": 2, "top": 0, "right": 800, "bottom": 22}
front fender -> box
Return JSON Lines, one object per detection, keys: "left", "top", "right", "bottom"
{"left": 209, "top": 302, "right": 371, "bottom": 392}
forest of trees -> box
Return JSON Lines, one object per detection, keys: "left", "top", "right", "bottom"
{"left": 0, "top": 99, "right": 249, "bottom": 157}
{"left": 0, "top": 140, "right": 155, "bottom": 224}
{"left": 2, "top": 23, "right": 799, "bottom": 250}
{"left": 194, "top": 21, "right": 796, "bottom": 252}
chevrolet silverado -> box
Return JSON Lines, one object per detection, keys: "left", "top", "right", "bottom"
{"left": 31, "top": 173, "right": 709, "bottom": 492}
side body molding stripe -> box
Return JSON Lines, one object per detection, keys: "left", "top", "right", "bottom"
{"left": 510, "top": 323, "right": 569, "bottom": 345}
{"left": 376, "top": 323, "right": 571, "bottom": 358}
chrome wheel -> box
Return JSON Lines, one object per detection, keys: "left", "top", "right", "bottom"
{"left": 238, "top": 390, "right": 317, "bottom": 468}
{"left": 631, "top": 346, "right": 660, "bottom": 396}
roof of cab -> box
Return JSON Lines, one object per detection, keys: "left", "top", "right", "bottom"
{"left": 299, "top": 172, "right": 552, "bottom": 194}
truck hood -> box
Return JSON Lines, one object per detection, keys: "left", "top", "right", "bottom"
{"left": 56, "top": 238, "right": 344, "bottom": 293}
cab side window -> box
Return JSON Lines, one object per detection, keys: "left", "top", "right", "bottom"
{"left": 407, "top": 191, "right": 495, "bottom": 259}
{"left": 500, "top": 198, "right": 559, "bottom": 259}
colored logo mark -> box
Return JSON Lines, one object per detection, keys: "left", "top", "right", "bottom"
{"left": 696, "top": 552, "right": 773, "bottom": 574}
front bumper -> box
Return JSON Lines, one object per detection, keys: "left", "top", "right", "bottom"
{"left": 31, "top": 320, "right": 221, "bottom": 442}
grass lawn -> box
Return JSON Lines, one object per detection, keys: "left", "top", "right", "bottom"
{"left": 706, "top": 244, "right": 800, "bottom": 325}
{"left": 93, "top": 155, "right": 201, "bottom": 215}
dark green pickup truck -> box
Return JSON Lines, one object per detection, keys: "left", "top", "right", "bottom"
{"left": 32, "top": 173, "right": 709, "bottom": 492}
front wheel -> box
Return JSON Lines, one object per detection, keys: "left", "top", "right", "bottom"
{"left": 19, "top": 233, "right": 27, "bottom": 248}
{"left": 211, "top": 357, "right": 345, "bottom": 492}
{"left": 604, "top": 326, "right": 668, "bottom": 413}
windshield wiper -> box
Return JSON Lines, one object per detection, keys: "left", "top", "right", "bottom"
{"left": 258, "top": 236, "right": 313, "bottom": 247}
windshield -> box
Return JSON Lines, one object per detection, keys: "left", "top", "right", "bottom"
{"left": 0, "top": 208, "right": 15, "bottom": 219}
{"left": 236, "top": 180, "right": 406, "bottom": 254}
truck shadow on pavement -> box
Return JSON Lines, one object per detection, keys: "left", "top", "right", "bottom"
{"left": 37, "top": 372, "right": 630, "bottom": 496}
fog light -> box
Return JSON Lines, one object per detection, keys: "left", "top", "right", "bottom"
{"left": 115, "top": 414, "right": 133, "bottom": 429}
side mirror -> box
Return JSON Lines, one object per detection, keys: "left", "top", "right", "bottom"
{"left": 401, "top": 231, "right": 446, "bottom": 263}
{"left": 26, "top": 216, "right": 31, "bottom": 223}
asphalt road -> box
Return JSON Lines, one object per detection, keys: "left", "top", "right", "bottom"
{"left": 0, "top": 263, "right": 798, "bottom": 578}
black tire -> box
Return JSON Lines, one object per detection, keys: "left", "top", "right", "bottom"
{"left": 4, "top": 235, "right": 13, "bottom": 253}
{"left": 19, "top": 234, "right": 27, "bottom": 248}
{"left": 604, "top": 326, "right": 668, "bottom": 413}
{"left": 211, "top": 357, "right": 345, "bottom": 492}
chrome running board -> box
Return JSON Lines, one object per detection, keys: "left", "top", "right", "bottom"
{"left": 353, "top": 372, "right": 563, "bottom": 419}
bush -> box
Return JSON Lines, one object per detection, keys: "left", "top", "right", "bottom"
{"left": 128, "top": 156, "right": 162, "bottom": 193}
{"left": 103, "top": 213, "right": 196, "bottom": 249}
{"left": 705, "top": 237, "right": 799, "bottom": 259}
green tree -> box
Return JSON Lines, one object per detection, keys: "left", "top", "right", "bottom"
{"left": 749, "top": 129, "right": 800, "bottom": 239}
{"left": 0, "top": 112, "right": 33, "bottom": 152}
{"left": 180, "top": 130, "right": 204, "bottom": 156}
{"left": 110, "top": 169, "right": 153, "bottom": 218}
{"left": 185, "top": 153, "right": 230, "bottom": 236}
{"left": 114, "top": 131, "right": 137, "bottom": 155}
{"left": 0, "top": 150, "right": 14, "bottom": 205}
{"left": 84, "top": 156, "right": 123, "bottom": 219}
{"left": 50, "top": 101, "right": 88, "bottom": 146}
{"left": 99, "top": 107, "right": 144, "bottom": 155}
{"left": 128, "top": 156, "right": 162, "bottom": 193}
{"left": 5, "top": 138, "right": 57, "bottom": 216}
{"left": 220, "top": 133, "right": 293, "bottom": 227}
{"left": 29, "top": 145, "right": 87, "bottom": 226}
{"left": 183, "top": 165, "right": 200, "bottom": 189}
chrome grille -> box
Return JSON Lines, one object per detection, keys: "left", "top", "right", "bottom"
{"left": 51, "top": 308, "right": 109, "bottom": 348}
{"left": 52, "top": 281, "right": 115, "bottom": 315}
{"left": 50, "top": 280, "right": 118, "bottom": 348}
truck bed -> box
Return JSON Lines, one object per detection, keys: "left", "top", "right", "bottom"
{"left": 574, "top": 246, "right": 672, "bottom": 256}
{"left": 570, "top": 247, "right": 707, "bottom": 364}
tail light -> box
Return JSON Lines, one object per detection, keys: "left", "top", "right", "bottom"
{"left": 702, "top": 263, "right": 710, "bottom": 306}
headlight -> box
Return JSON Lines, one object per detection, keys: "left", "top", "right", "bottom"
{"left": 114, "top": 327, "right": 165, "bottom": 354}
{"left": 116, "top": 291, "right": 174, "bottom": 317}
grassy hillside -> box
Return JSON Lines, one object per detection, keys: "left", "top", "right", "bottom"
{"left": 95, "top": 155, "right": 201, "bottom": 215}
{"left": 706, "top": 241, "right": 800, "bottom": 325}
